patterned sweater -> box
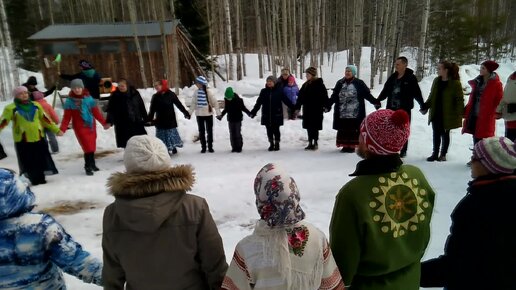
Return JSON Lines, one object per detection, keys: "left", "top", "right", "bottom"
{"left": 223, "top": 220, "right": 345, "bottom": 290}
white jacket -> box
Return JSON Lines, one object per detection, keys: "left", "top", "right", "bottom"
{"left": 189, "top": 87, "right": 221, "bottom": 117}
{"left": 496, "top": 74, "right": 516, "bottom": 121}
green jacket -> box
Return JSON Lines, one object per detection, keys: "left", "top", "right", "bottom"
{"left": 0, "top": 102, "right": 59, "bottom": 143}
{"left": 425, "top": 77, "right": 464, "bottom": 129}
{"left": 330, "top": 155, "right": 435, "bottom": 290}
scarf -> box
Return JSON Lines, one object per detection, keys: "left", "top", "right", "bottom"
{"left": 82, "top": 69, "right": 96, "bottom": 79}
{"left": 64, "top": 94, "right": 95, "bottom": 128}
{"left": 14, "top": 98, "right": 37, "bottom": 122}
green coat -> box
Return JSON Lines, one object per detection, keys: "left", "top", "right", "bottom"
{"left": 0, "top": 102, "right": 59, "bottom": 143}
{"left": 330, "top": 156, "right": 435, "bottom": 290}
{"left": 425, "top": 77, "right": 464, "bottom": 129}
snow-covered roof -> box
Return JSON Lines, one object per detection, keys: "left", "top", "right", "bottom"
{"left": 28, "top": 20, "right": 180, "bottom": 40}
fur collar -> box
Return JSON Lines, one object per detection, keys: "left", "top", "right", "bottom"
{"left": 107, "top": 165, "right": 195, "bottom": 198}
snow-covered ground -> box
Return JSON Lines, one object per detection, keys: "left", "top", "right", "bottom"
{"left": 1, "top": 49, "right": 515, "bottom": 289}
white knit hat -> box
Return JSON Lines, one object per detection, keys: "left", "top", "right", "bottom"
{"left": 473, "top": 137, "right": 516, "bottom": 174}
{"left": 124, "top": 135, "right": 170, "bottom": 173}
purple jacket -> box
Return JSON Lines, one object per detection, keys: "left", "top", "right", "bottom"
{"left": 283, "top": 84, "right": 299, "bottom": 105}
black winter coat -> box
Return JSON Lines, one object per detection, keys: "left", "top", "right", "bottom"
{"left": 377, "top": 68, "right": 424, "bottom": 112}
{"left": 251, "top": 85, "right": 293, "bottom": 127}
{"left": 295, "top": 78, "right": 328, "bottom": 130}
{"left": 328, "top": 77, "right": 379, "bottom": 130}
{"left": 420, "top": 175, "right": 516, "bottom": 290}
{"left": 220, "top": 94, "right": 251, "bottom": 123}
{"left": 106, "top": 87, "right": 148, "bottom": 148}
{"left": 148, "top": 90, "right": 190, "bottom": 130}
{"left": 60, "top": 70, "right": 102, "bottom": 99}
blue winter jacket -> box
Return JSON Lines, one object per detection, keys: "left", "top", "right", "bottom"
{"left": 283, "top": 84, "right": 299, "bottom": 105}
{"left": 0, "top": 168, "right": 102, "bottom": 289}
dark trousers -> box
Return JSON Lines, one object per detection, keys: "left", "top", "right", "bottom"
{"left": 431, "top": 119, "right": 451, "bottom": 155}
{"left": 506, "top": 128, "right": 516, "bottom": 142}
{"left": 197, "top": 116, "right": 214, "bottom": 149}
{"left": 401, "top": 110, "right": 412, "bottom": 155}
{"left": 15, "top": 140, "right": 47, "bottom": 184}
{"left": 0, "top": 141, "right": 6, "bottom": 160}
{"left": 228, "top": 121, "right": 243, "bottom": 150}
{"left": 307, "top": 129, "right": 319, "bottom": 143}
{"left": 266, "top": 125, "right": 281, "bottom": 143}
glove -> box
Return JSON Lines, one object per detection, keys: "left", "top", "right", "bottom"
{"left": 250, "top": 113, "right": 256, "bottom": 119}
{"left": 184, "top": 113, "right": 191, "bottom": 120}
{"left": 216, "top": 115, "right": 222, "bottom": 121}
{"left": 420, "top": 108, "right": 428, "bottom": 115}
{"left": 374, "top": 103, "right": 381, "bottom": 110}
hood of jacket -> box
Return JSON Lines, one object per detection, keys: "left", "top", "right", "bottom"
{"left": 106, "top": 165, "right": 195, "bottom": 232}
{"left": 0, "top": 169, "right": 35, "bottom": 219}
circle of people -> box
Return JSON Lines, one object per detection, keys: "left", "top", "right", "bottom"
{"left": 0, "top": 58, "right": 515, "bottom": 289}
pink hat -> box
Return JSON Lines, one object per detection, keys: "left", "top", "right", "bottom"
{"left": 12, "top": 86, "right": 28, "bottom": 98}
{"left": 32, "top": 91, "right": 45, "bottom": 100}
{"left": 360, "top": 109, "right": 410, "bottom": 155}
{"left": 287, "top": 75, "right": 296, "bottom": 83}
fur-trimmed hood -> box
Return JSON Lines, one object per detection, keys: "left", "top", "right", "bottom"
{"left": 106, "top": 165, "right": 195, "bottom": 232}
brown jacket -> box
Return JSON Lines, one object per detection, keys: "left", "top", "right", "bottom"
{"left": 102, "top": 165, "right": 228, "bottom": 290}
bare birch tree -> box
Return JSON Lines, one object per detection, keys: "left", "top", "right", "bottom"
{"left": 128, "top": 0, "right": 148, "bottom": 88}
{"left": 223, "top": 0, "right": 234, "bottom": 80}
{"left": 416, "top": 0, "right": 430, "bottom": 80}
{"left": 0, "top": 0, "right": 18, "bottom": 87}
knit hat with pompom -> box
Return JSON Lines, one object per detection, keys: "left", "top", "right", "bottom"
{"left": 360, "top": 109, "right": 410, "bottom": 155}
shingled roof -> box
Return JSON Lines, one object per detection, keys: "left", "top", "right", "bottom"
{"left": 28, "top": 20, "right": 180, "bottom": 40}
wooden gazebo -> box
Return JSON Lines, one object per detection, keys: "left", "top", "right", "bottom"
{"left": 28, "top": 20, "right": 204, "bottom": 89}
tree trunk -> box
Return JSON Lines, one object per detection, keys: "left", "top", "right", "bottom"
{"left": 281, "top": 0, "right": 288, "bottom": 67}
{"left": 235, "top": 0, "right": 243, "bottom": 80}
{"left": 206, "top": 0, "right": 216, "bottom": 87}
{"left": 416, "top": 0, "right": 430, "bottom": 81}
{"left": 128, "top": 0, "right": 148, "bottom": 88}
{"left": 370, "top": 0, "right": 378, "bottom": 88}
{"left": 254, "top": 0, "right": 263, "bottom": 78}
{"left": 0, "top": 0, "right": 18, "bottom": 87}
{"left": 223, "top": 0, "right": 234, "bottom": 80}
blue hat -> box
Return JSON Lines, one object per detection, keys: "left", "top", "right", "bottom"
{"left": 195, "top": 76, "right": 208, "bottom": 86}
{"left": 346, "top": 65, "right": 358, "bottom": 77}
{"left": 0, "top": 168, "right": 35, "bottom": 219}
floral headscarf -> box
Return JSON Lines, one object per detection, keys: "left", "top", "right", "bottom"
{"left": 254, "top": 163, "right": 305, "bottom": 227}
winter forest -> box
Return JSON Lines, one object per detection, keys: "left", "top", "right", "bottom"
{"left": 0, "top": 0, "right": 515, "bottom": 98}
{"left": 0, "top": 0, "right": 516, "bottom": 289}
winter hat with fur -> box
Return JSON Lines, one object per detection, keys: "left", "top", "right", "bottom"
{"left": 305, "top": 66, "right": 317, "bottom": 76}
{"left": 254, "top": 163, "right": 305, "bottom": 227}
{"left": 481, "top": 60, "right": 499, "bottom": 73}
{"left": 70, "top": 79, "right": 84, "bottom": 89}
{"left": 195, "top": 75, "right": 208, "bottom": 86}
{"left": 266, "top": 75, "right": 277, "bottom": 83}
{"left": 346, "top": 65, "right": 358, "bottom": 77}
{"left": 124, "top": 135, "right": 171, "bottom": 173}
{"left": 473, "top": 137, "right": 516, "bottom": 174}
{"left": 360, "top": 109, "right": 410, "bottom": 155}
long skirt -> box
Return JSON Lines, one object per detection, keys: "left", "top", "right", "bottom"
{"left": 15, "top": 139, "right": 58, "bottom": 184}
{"left": 156, "top": 128, "right": 183, "bottom": 151}
{"left": 336, "top": 118, "right": 362, "bottom": 148}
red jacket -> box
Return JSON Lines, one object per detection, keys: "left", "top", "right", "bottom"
{"left": 60, "top": 90, "right": 106, "bottom": 153}
{"left": 462, "top": 74, "right": 503, "bottom": 139}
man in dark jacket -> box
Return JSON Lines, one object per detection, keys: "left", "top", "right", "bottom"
{"left": 22, "top": 76, "right": 56, "bottom": 100}
{"left": 59, "top": 60, "right": 102, "bottom": 100}
{"left": 217, "top": 87, "right": 251, "bottom": 152}
{"left": 103, "top": 135, "right": 228, "bottom": 290}
{"left": 420, "top": 136, "right": 516, "bottom": 290}
{"left": 377, "top": 56, "right": 425, "bottom": 157}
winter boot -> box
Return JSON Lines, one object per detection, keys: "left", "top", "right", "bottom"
{"left": 84, "top": 154, "right": 94, "bottom": 176}
{"left": 313, "top": 140, "right": 318, "bottom": 150}
{"left": 426, "top": 152, "right": 439, "bottom": 162}
{"left": 208, "top": 143, "right": 214, "bottom": 153}
{"left": 268, "top": 139, "right": 274, "bottom": 151}
{"left": 438, "top": 153, "right": 447, "bottom": 162}
{"left": 274, "top": 141, "right": 280, "bottom": 151}
{"left": 305, "top": 140, "right": 314, "bottom": 150}
{"left": 200, "top": 139, "right": 207, "bottom": 153}
{"left": 89, "top": 153, "right": 99, "bottom": 171}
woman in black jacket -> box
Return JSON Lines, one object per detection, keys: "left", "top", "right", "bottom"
{"left": 250, "top": 76, "right": 294, "bottom": 151}
{"left": 328, "top": 65, "right": 379, "bottom": 152}
{"left": 420, "top": 136, "right": 516, "bottom": 290}
{"left": 295, "top": 66, "right": 329, "bottom": 151}
{"left": 106, "top": 79, "right": 148, "bottom": 148}
{"left": 148, "top": 80, "right": 190, "bottom": 155}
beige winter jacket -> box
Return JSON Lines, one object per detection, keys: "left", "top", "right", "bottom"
{"left": 189, "top": 87, "right": 221, "bottom": 117}
{"left": 496, "top": 74, "right": 516, "bottom": 121}
{"left": 102, "top": 165, "right": 228, "bottom": 290}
